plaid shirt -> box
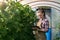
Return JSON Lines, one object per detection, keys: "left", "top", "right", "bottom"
{"left": 41, "top": 18, "right": 49, "bottom": 29}
{"left": 39, "top": 18, "right": 49, "bottom": 32}
{"left": 34, "top": 18, "right": 49, "bottom": 31}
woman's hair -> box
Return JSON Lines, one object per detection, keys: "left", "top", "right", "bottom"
{"left": 36, "top": 8, "right": 46, "bottom": 18}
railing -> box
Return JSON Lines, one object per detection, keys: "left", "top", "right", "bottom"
{"left": 21, "top": 1, "right": 60, "bottom": 11}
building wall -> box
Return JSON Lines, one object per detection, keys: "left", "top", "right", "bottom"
{"left": 51, "top": 7, "right": 60, "bottom": 40}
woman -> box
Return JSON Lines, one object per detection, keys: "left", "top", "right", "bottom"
{"left": 34, "top": 8, "right": 49, "bottom": 40}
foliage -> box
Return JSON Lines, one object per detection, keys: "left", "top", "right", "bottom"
{"left": 53, "top": 23, "right": 60, "bottom": 40}
{"left": 54, "top": 36, "right": 60, "bottom": 40}
{"left": 0, "top": 1, "right": 36, "bottom": 40}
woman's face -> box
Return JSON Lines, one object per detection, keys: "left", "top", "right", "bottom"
{"left": 37, "top": 11, "right": 44, "bottom": 19}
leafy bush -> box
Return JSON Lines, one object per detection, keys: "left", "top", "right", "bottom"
{"left": 53, "top": 23, "right": 60, "bottom": 40}
{"left": 0, "top": 1, "right": 36, "bottom": 40}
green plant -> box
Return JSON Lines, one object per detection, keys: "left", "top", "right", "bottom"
{"left": 53, "top": 22, "right": 60, "bottom": 40}
{"left": 0, "top": 1, "right": 36, "bottom": 40}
